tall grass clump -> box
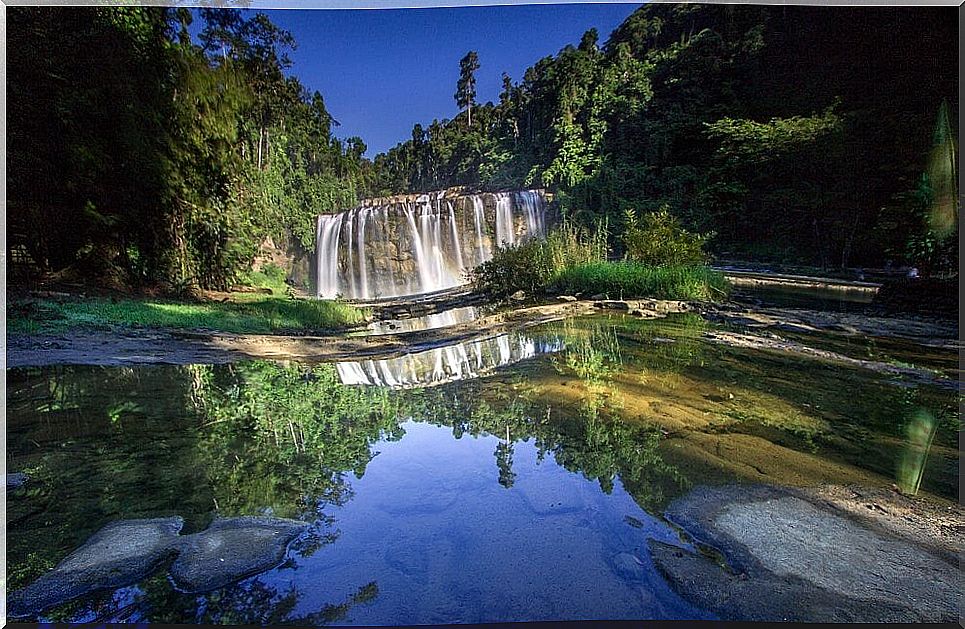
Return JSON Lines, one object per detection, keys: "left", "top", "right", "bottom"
{"left": 471, "top": 219, "right": 608, "bottom": 298}
{"left": 554, "top": 262, "right": 728, "bottom": 301}
{"left": 471, "top": 206, "right": 729, "bottom": 302}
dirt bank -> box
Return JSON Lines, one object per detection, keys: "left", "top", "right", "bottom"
{"left": 5, "top": 300, "right": 596, "bottom": 368}
{"left": 8, "top": 296, "right": 959, "bottom": 371}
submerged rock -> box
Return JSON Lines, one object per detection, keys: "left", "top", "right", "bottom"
{"left": 10, "top": 515, "right": 309, "bottom": 617}
{"left": 652, "top": 484, "right": 962, "bottom": 622}
{"left": 8, "top": 517, "right": 184, "bottom": 617}
{"left": 170, "top": 516, "right": 310, "bottom": 593}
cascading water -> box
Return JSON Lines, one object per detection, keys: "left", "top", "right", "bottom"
{"left": 316, "top": 189, "right": 548, "bottom": 299}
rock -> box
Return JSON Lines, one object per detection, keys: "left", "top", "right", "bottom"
{"left": 629, "top": 309, "right": 660, "bottom": 319}
{"left": 589, "top": 293, "right": 605, "bottom": 300}
{"left": 595, "top": 300, "right": 631, "bottom": 311}
{"left": 170, "top": 516, "right": 309, "bottom": 593}
{"left": 7, "top": 472, "right": 29, "bottom": 489}
{"left": 8, "top": 517, "right": 184, "bottom": 617}
{"left": 653, "top": 485, "right": 961, "bottom": 622}
{"left": 654, "top": 300, "right": 690, "bottom": 314}
{"left": 556, "top": 295, "right": 578, "bottom": 302}
{"left": 609, "top": 551, "right": 647, "bottom": 581}
{"left": 228, "top": 285, "right": 273, "bottom": 294}
{"left": 510, "top": 290, "right": 527, "bottom": 302}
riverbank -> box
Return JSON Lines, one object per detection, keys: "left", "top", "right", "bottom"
{"left": 7, "top": 295, "right": 959, "bottom": 390}
{"left": 7, "top": 291, "right": 370, "bottom": 336}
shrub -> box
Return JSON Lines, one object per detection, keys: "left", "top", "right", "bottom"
{"left": 471, "top": 211, "right": 727, "bottom": 302}
{"left": 470, "top": 220, "right": 607, "bottom": 298}
{"left": 622, "top": 207, "right": 713, "bottom": 266}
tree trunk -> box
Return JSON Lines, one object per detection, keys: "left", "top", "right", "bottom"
{"left": 257, "top": 128, "right": 264, "bottom": 170}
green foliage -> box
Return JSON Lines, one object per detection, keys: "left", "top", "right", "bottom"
{"left": 8, "top": 296, "right": 369, "bottom": 334}
{"left": 371, "top": 4, "right": 956, "bottom": 272}
{"left": 621, "top": 206, "right": 713, "bottom": 266}
{"left": 8, "top": 7, "right": 377, "bottom": 291}
{"left": 242, "top": 263, "right": 289, "bottom": 295}
{"left": 703, "top": 106, "right": 844, "bottom": 165}
{"left": 8, "top": 3, "right": 959, "bottom": 290}
{"left": 553, "top": 262, "right": 729, "bottom": 301}
{"left": 469, "top": 221, "right": 608, "bottom": 298}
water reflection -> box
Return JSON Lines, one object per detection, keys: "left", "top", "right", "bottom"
{"left": 7, "top": 313, "right": 961, "bottom": 623}
{"left": 366, "top": 305, "right": 480, "bottom": 335}
{"left": 335, "top": 333, "right": 564, "bottom": 388}
{"left": 7, "top": 359, "right": 701, "bottom": 623}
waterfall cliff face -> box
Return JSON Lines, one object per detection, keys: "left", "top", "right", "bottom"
{"left": 316, "top": 190, "right": 548, "bottom": 299}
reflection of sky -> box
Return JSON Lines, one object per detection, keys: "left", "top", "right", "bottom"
{"left": 264, "top": 421, "right": 713, "bottom": 624}
{"left": 336, "top": 333, "right": 564, "bottom": 388}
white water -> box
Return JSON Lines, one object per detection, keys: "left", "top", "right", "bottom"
{"left": 335, "top": 332, "right": 563, "bottom": 388}
{"left": 316, "top": 190, "right": 548, "bottom": 300}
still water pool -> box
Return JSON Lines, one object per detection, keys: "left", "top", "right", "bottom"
{"left": 7, "top": 313, "right": 959, "bottom": 623}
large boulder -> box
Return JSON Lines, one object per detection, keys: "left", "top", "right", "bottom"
{"left": 170, "top": 516, "right": 310, "bottom": 593}
{"left": 9, "top": 515, "right": 310, "bottom": 618}
{"left": 8, "top": 517, "right": 184, "bottom": 617}
{"left": 652, "top": 484, "right": 962, "bottom": 622}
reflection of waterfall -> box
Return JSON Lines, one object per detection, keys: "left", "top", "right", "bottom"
{"left": 366, "top": 306, "right": 480, "bottom": 335}
{"left": 335, "top": 333, "right": 563, "bottom": 388}
{"left": 316, "top": 190, "right": 548, "bottom": 299}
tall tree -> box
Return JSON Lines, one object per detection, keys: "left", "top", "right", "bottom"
{"left": 455, "top": 51, "right": 480, "bottom": 128}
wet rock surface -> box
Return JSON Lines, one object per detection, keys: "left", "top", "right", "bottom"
{"left": 701, "top": 329, "right": 957, "bottom": 390}
{"left": 652, "top": 484, "right": 962, "bottom": 622}
{"left": 9, "top": 515, "right": 309, "bottom": 618}
{"left": 8, "top": 517, "right": 185, "bottom": 617}
{"left": 171, "top": 516, "right": 310, "bottom": 593}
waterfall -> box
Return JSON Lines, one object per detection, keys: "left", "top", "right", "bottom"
{"left": 316, "top": 189, "right": 548, "bottom": 300}
{"left": 494, "top": 192, "right": 515, "bottom": 248}
{"left": 471, "top": 195, "right": 488, "bottom": 267}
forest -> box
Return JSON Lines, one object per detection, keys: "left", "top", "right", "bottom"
{"left": 7, "top": 4, "right": 959, "bottom": 293}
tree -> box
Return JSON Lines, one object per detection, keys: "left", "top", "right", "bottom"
{"left": 455, "top": 51, "right": 480, "bottom": 128}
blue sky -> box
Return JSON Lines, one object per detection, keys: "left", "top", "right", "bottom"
{"left": 255, "top": 4, "right": 643, "bottom": 156}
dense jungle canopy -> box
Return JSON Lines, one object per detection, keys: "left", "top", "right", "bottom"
{"left": 7, "top": 5, "right": 958, "bottom": 290}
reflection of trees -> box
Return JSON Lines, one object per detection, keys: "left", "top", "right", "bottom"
{"left": 189, "top": 362, "right": 407, "bottom": 520}
{"left": 494, "top": 433, "right": 517, "bottom": 489}
{"left": 7, "top": 365, "right": 210, "bottom": 591}
{"left": 414, "top": 316, "right": 690, "bottom": 511}
{"left": 10, "top": 344, "right": 690, "bottom": 618}
{"left": 551, "top": 317, "right": 623, "bottom": 385}
{"left": 622, "top": 312, "right": 709, "bottom": 375}
{"left": 91, "top": 572, "right": 379, "bottom": 625}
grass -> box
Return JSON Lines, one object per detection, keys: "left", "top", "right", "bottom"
{"left": 552, "top": 261, "right": 730, "bottom": 301}
{"left": 8, "top": 296, "right": 370, "bottom": 335}
{"left": 471, "top": 220, "right": 729, "bottom": 302}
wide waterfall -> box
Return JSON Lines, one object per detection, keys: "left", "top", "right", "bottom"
{"left": 316, "top": 189, "right": 548, "bottom": 299}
